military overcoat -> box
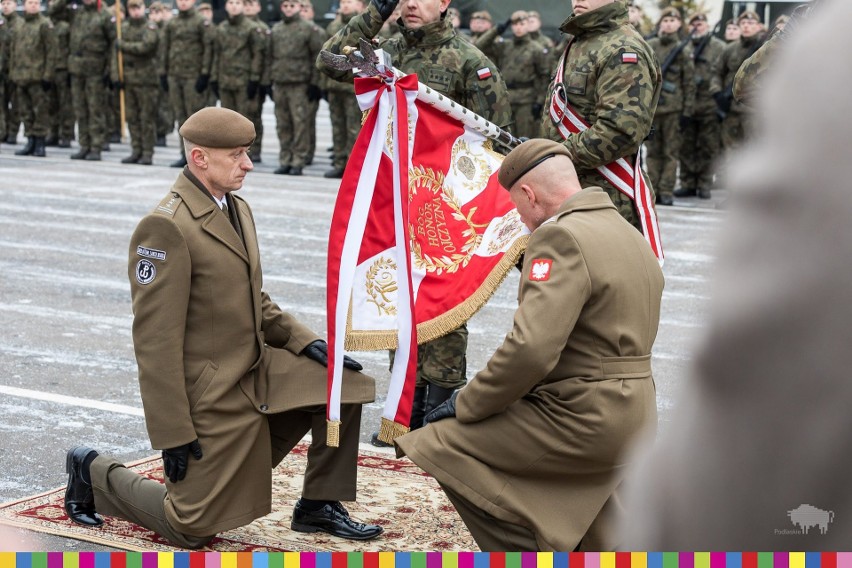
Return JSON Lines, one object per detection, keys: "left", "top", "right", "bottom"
{"left": 397, "top": 187, "right": 664, "bottom": 551}
{"left": 128, "top": 172, "right": 374, "bottom": 536}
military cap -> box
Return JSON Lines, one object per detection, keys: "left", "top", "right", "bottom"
{"left": 470, "top": 10, "right": 491, "bottom": 22}
{"left": 148, "top": 1, "right": 164, "bottom": 11}
{"left": 127, "top": 0, "right": 144, "bottom": 9}
{"left": 658, "top": 7, "right": 681, "bottom": 23}
{"left": 510, "top": 10, "right": 528, "bottom": 24}
{"left": 498, "top": 138, "right": 572, "bottom": 189}
{"left": 179, "top": 107, "right": 255, "bottom": 147}
{"left": 738, "top": 10, "right": 761, "bottom": 23}
{"left": 197, "top": 1, "right": 212, "bottom": 8}
{"left": 688, "top": 12, "right": 707, "bottom": 24}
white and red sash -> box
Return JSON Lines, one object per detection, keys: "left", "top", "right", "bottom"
{"left": 549, "top": 46, "right": 664, "bottom": 264}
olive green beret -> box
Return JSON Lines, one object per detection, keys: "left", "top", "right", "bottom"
{"left": 658, "top": 7, "right": 681, "bottom": 23}
{"left": 498, "top": 138, "right": 572, "bottom": 189}
{"left": 179, "top": 107, "right": 255, "bottom": 148}
{"left": 738, "top": 10, "right": 761, "bottom": 23}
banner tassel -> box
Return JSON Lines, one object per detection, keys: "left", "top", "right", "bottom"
{"left": 326, "top": 420, "right": 341, "bottom": 447}
{"left": 377, "top": 417, "right": 410, "bottom": 445}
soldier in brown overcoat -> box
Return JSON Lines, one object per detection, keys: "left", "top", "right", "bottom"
{"left": 63, "top": 107, "right": 383, "bottom": 548}
{"left": 396, "top": 138, "right": 664, "bottom": 551}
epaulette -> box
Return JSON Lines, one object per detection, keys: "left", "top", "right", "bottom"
{"left": 155, "top": 192, "right": 182, "bottom": 217}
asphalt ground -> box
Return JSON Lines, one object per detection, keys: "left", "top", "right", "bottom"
{"left": 0, "top": 101, "right": 725, "bottom": 551}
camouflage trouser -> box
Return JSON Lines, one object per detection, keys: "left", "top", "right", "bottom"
{"left": 249, "top": 92, "right": 264, "bottom": 158}
{"left": 4, "top": 77, "right": 21, "bottom": 140}
{"left": 645, "top": 112, "right": 682, "bottom": 197}
{"left": 327, "top": 89, "right": 361, "bottom": 170}
{"left": 17, "top": 81, "right": 51, "bottom": 137}
{"left": 273, "top": 82, "right": 310, "bottom": 168}
{"left": 107, "top": 87, "right": 121, "bottom": 140}
{"left": 168, "top": 76, "right": 208, "bottom": 153}
{"left": 219, "top": 87, "right": 256, "bottom": 124}
{"left": 0, "top": 80, "right": 6, "bottom": 140}
{"left": 306, "top": 96, "right": 319, "bottom": 162}
{"left": 679, "top": 109, "right": 720, "bottom": 192}
{"left": 156, "top": 83, "right": 174, "bottom": 138}
{"left": 125, "top": 83, "right": 157, "bottom": 158}
{"left": 389, "top": 324, "right": 469, "bottom": 390}
{"left": 720, "top": 111, "right": 748, "bottom": 152}
{"left": 510, "top": 102, "right": 540, "bottom": 140}
{"left": 49, "top": 70, "right": 75, "bottom": 141}
{"left": 71, "top": 74, "right": 107, "bottom": 150}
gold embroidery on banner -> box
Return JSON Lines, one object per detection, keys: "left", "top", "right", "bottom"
{"left": 487, "top": 210, "right": 525, "bottom": 255}
{"left": 365, "top": 257, "right": 399, "bottom": 316}
{"left": 450, "top": 139, "right": 491, "bottom": 193}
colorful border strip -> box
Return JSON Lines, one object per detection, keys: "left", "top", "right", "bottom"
{"left": 2, "top": 554, "right": 852, "bottom": 568}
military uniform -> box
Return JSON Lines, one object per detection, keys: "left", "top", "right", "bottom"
{"left": 321, "top": 3, "right": 512, "bottom": 428}
{"left": 2, "top": 10, "right": 23, "bottom": 143}
{"left": 113, "top": 9, "right": 159, "bottom": 163}
{"left": 678, "top": 29, "right": 725, "bottom": 198}
{"left": 541, "top": 2, "right": 661, "bottom": 230}
{"left": 161, "top": 7, "right": 214, "bottom": 161}
{"left": 211, "top": 14, "right": 264, "bottom": 123}
{"left": 303, "top": 18, "right": 327, "bottom": 166}
{"left": 266, "top": 13, "right": 324, "bottom": 173}
{"left": 48, "top": 13, "right": 74, "bottom": 146}
{"left": 646, "top": 30, "right": 695, "bottom": 202}
{"left": 711, "top": 32, "right": 762, "bottom": 151}
{"left": 733, "top": 30, "right": 782, "bottom": 106}
{"left": 475, "top": 25, "right": 550, "bottom": 138}
{"left": 322, "top": 13, "right": 362, "bottom": 177}
{"left": 10, "top": 10, "right": 57, "bottom": 156}
{"left": 152, "top": 15, "right": 174, "bottom": 146}
{"left": 397, "top": 184, "right": 664, "bottom": 550}
{"left": 246, "top": 13, "right": 269, "bottom": 161}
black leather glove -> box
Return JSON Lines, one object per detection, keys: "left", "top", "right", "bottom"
{"left": 496, "top": 17, "right": 512, "bottom": 35}
{"left": 423, "top": 390, "right": 458, "bottom": 425}
{"left": 41, "top": 80, "right": 53, "bottom": 92}
{"left": 103, "top": 75, "right": 112, "bottom": 89}
{"left": 371, "top": 0, "right": 399, "bottom": 21}
{"left": 679, "top": 115, "right": 693, "bottom": 130}
{"left": 307, "top": 84, "right": 321, "bottom": 102}
{"left": 210, "top": 80, "right": 220, "bottom": 99}
{"left": 247, "top": 80, "right": 259, "bottom": 100}
{"left": 162, "top": 439, "right": 203, "bottom": 483}
{"left": 531, "top": 103, "right": 543, "bottom": 120}
{"left": 301, "top": 339, "right": 363, "bottom": 371}
{"left": 114, "top": 79, "right": 123, "bottom": 91}
{"left": 194, "top": 74, "right": 209, "bottom": 93}
{"left": 159, "top": 74, "right": 169, "bottom": 92}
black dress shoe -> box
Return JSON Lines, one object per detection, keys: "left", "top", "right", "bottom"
{"left": 65, "top": 446, "right": 104, "bottom": 527}
{"left": 291, "top": 500, "right": 383, "bottom": 541}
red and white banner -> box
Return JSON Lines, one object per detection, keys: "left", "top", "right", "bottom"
{"left": 326, "top": 74, "right": 528, "bottom": 445}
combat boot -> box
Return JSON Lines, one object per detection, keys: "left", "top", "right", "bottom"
{"left": 15, "top": 137, "right": 35, "bottom": 156}
{"left": 274, "top": 165, "right": 291, "bottom": 175}
{"left": 85, "top": 149, "right": 102, "bottom": 161}
{"left": 423, "top": 385, "right": 457, "bottom": 417}
{"left": 288, "top": 167, "right": 303, "bottom": 176}
{"left": 70, "top": 147, "right": 89, "bottom": 160}
{"left": 155, "top": 135, "right": 166, "bottom": 147}
{"left": 121, "top": 152, "right": 141, "bottom": 164}
{"left": 324, "top": 167, "right": 344, "bottom": 179}
{"left": 138, "top": 155, "right": 153, "bottom": 165}
{"left": 44, "top": 135, "right": 58, "bottom": 146}
{"left": 101, "top": 142, "right": 110, "bottom": 152}
{"left": 698, "top": 188, "right": 712, "bottom": 199}
{"left": 32, "top": 137, "right": 46, "bottom": 157}
{"left": 58, "top": 138, "right": 71, "bottom": 148}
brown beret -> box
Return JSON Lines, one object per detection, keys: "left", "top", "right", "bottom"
{"left": 127, "top": 0, "right": 144, "bottom": 9}
{"left": 688, "top": 12, "right": 707, "bottom": 24}
{"left": 148, "top": 2, "right": 165, "bottom": 11}
{"left": 498, "top": 138, "right": 571, "bottom": 189}
{"left": 197, "top": 2, "right": 212, "bottom": 8}
{"left": 470, "top": 10, "right": 491, "bottom": 22}
{"left": 180, "top": 107, "right": 255, "bottom": 148}
{"left": 738, "top": 10, "right": 761, "bottom": 23}
{"left": 658, "top": 7, "right": 681, "bottom": 23}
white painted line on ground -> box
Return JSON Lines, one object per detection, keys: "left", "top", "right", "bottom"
{"left": 0, "top": 385, "right": 144, "bottom": 417}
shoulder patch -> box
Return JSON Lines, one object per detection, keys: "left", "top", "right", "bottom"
{"left": 137, "top": 245, "right": 167, "bottom": 261}
{"left": 476, "top": 67, "right": 492, "bottom": 80}
{"left": 622, "top": 52, "right": 639, "bottom": 64}
{"left": 529, "top": 259, "right": 553, "bottom": 282}
{"left": 135, "top": 259, "right": 157, "bottom": 285}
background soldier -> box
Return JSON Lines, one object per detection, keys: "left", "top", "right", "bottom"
{"left": 526, "top": 11, "right": 554, "bottom": 50}
{"left": 148, "top": 2, "right": 174, "bottom": 148}
{"left": 541, "top": 0, "right": 660, "bottom": 230}
{"left": 475, "top": 10, "right": 549, "bottom": 139}
{"left": 49, "top": 0, "right": 114, "bottom": 161}
{"left": 210, "top": 0, "right": 263, "bottom": 127}
{"left": 676, "top": 12, "right": 725, "bottom": 200}
{"left": 467, "top": 10, "right": 490, "bottom": 41}
{"left": 321, "top": 0, "right": 365, "bottom": 179}
{"left": 0, "top": 12, "right": 6, "bottom": 147}
{"left": 10, "top": 0, "right": 57, "bottom": 157}
{"left": 645, "top": 8, "right": 694, "bottom": 206}
{"left": 267, "top": 0, "right": 323, "bottom": 175}
{"left": 114, "top": 0, "right": 158, "bottom": 164}
{"left": 2, "top": 0, "right": 22, "bottom": 144}
{"left": 47, "top": 0, "right": 73, "bottom": 148}
{"left": 724, "top": 18, "right": 741, "bottom": 42}
{"left": 244, "top": 0, "right": 269, "bottom": 162}
{"left": 320, "top": 0, "right": 512, "bottom": 442}
{"left": 161, "top": 0, "right": 214, "bottom": 167}
{"left": 300, "top": 0, "right": 326, "bottom": 166}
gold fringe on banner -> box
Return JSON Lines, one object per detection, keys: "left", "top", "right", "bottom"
{"left": 343, "top": 234, "right": 529, "bottom": 352}
{"left": 326, "top": 420, "right": 341, "bottom": 447}
{"left": 377, "top": 417, "right": 410, "bottom": 445}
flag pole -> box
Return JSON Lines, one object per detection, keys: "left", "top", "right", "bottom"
{"left": 114, "top": 0, "right": 127, "bottom": 141}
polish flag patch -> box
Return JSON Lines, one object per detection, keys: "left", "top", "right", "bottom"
{"left": 477, "top": 67, "right": 492, "bottom": 80}
{"left": 622, "top": 52, "right": 639, "bottom": 64}
{"left": 529, "top": 259, "right": 553, "bottom": 282}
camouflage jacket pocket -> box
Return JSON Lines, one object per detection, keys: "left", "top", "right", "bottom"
{"left": 565, "top": 71, "right": 588, "bottom": 96}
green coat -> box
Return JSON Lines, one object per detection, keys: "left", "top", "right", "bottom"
{"left": 688, "top": 33, "right": 725, "bottom": 116}
{"left": 128, "top": 172, "right": 374, "bottom": 536}
{"left": 9, "top": 12, "right": 56, "bottom": 84}
{"left": 161, "top": 8, "right": 213, "bottom": 80}
{"left": 50, "top": 0, "right": 114, "bottom": 76}
{"left": 710, "top": 34, "right": 762, "bottom": 115}
{"left": 211, "top": 14, "right": 263, "bottom": 89}
{"left": 648, "top": 32, "right": 695, "bottom": 116}
{"left": 266, "top": 15, "right": 323, "bottom": 85}
{"left": 114, "top": 17, "right": 158, "bottom": 86}
{"left": 397, "top": 187, "right": 663, "bottom": 551}
{"left": 475, "top": 29, "right": 550, "bottom": 105}
{"left": 320, "top": 3, "right": 513, "bottom": 129}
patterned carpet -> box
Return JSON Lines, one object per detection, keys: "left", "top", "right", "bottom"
{"left": 0, "top": 444, "right": 476, "bottom": 551}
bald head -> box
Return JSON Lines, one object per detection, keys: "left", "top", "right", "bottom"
{"left": 506, "top": 153, "right": 582, "bottom": 231}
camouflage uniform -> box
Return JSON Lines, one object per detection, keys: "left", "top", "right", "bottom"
{"left": 475, "top": 25, "right": 550, "bottom": 138}
{"left": 1, "top": 11, "right": 23, "bottom": 142}
{"left": 303, "top": 18, "right": 327, "bottom": 165}
{"left": 113, "top": 13, "right": 159, "bottom": 162}
{"left": 10, "top": 10, "right": 57, "bottom": 153}
{"left": 711, "top": 33, "right": 761, "bottom": 151}
{"left": 646, "top": 31, "right": 695, "bottom": 201}
{"left": 151, "top": 17, "right": 173, "bottom": 145}
{"left": 48, "top": 14, "right": 74, "bottom": 146}
{"left": 162, "top": 7, "right": 214, "bottom": 158}
{"left": 323, "top": 13, "right": 362, "bottom": 175}
{"left": 541, "top": 2, "right": 661, "bottom": 230}
{"left": 246, "top": 13, "right": 269, "bottom": 160}
{"left": 211, "top": 14, "right": 264, "bottom": 123}
{"left": 678, "top": 31, "right": 725, "bottom": 197}
{"left": 0, "top": 15, "right": 8, "bottom": 142}
{"left": 733, "top": 31, "right": 782, "bottom": 106}
{"left": 321, "top": 2, "right": 512, "bottom": 425}
{"left": 50, "top": 0, "right": 115, "bottom": 159}
{"left": 266, "top": 13, "right": 324, "bottom": 171}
